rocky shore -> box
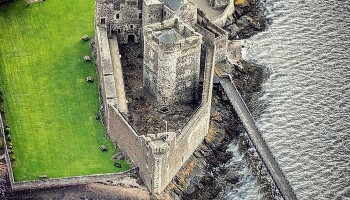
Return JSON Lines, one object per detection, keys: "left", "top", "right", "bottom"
{"left": 225, "top": 0, "right": 270, "bottom": 40}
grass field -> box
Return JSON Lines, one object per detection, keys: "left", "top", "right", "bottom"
{"left": 0, "top": 0, "right": 129, "bottom": 181}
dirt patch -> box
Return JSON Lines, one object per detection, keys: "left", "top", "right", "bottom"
{"left": 8, "top": 183, "right": 150, "bottom": 200}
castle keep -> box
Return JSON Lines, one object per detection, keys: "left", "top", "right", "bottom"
{"left": 143, "top": 21, "right": 202, "bottom": 106}
{"left": 95, "top": 0, "right": 233, "bottom": 195}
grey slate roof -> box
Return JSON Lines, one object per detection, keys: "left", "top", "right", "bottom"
{"left": 160, "top": 0, "right": 184, "bottom": 11}
{"left": 158, "top": 29, "right": 183, "bottom": 44}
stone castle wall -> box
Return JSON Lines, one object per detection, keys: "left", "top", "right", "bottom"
{"left": 209, "top": 0, "right": 230, "bottom": 9}
{"left": 107, "top": 105, "right": 155, "bottom": 190}
{"left": 143, "top": 1, "right": 164, "bottom": 26}
{"left": 143, "top": 0, "right": 197, "bottom": 27}
{"left": 94, "top": 24, "right": 119, "bottom": 124}
{"left": 170, "top": 1, "right": 198, "bottom": 25}
{"left": 196, "top": 9, "right": 229, "bottom": 63}
{"left": 95, "top": 24, "right": 216, "bottom": 194}
{"left": 102, "top": 67, "right": 214, "bottom": 195}
{"left": 94, "top": 0, "right": 229, "bottom": 196}
{"left": 153, "top": 44, "right": 217, "bottom": 195}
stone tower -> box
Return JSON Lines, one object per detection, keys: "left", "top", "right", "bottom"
{"left": 143, "top": 20, "right": 202, "bottom": 108}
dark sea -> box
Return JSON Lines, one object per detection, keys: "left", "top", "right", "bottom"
{"left": 225, "top": 0, "right": 350, "bottom": 199}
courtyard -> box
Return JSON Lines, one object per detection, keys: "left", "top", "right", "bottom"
{"left": 0, "top": 0, "right": 129, "bottom": 181}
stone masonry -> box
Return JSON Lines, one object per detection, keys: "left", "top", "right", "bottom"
{"left": 209, "top": 0, "right": 230, "bottom": 9}
{"left": 97, "top": 0, "right": 143, "bottom": 44}
{"left": 143, "top": 20, "right": 202, "bottom": 107}
{"left": 95, "top": 0, "right": 231, "bottom": 196}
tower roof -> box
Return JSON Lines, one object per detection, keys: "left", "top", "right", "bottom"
{"left": 158, "top": 29, "right": 183, "bottom": 44}
{"left": 160, "top": 0, "right": 184, "bottom": 11}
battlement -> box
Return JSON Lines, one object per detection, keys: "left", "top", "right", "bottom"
{"left": 142, "top": 132, "right": 176, "bottom": 154}
{"left": 146, "top": 22, "right": 200, "bottom": 46}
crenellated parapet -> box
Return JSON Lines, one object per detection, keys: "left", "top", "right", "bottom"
{"left": 142, "top": 132, "right": 176, "bottom": 155}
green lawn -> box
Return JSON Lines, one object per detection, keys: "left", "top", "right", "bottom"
{"left": 0, "top": 0, "right": 129, "bottom": 181}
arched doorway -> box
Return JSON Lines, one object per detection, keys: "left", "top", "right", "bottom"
{"left": 128, "top": 34, "right": 135, "bottom": 43}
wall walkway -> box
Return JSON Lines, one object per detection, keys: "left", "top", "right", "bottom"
{"left": 109, "top": 35, "right": 128, "bottom": 114}
{"left": 219, "top": 75, "right": 297, "bottom": 200}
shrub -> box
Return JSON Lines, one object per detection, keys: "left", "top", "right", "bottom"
{"left": 4, "top": 127, "right": 10, "bottom": 135}
{"left": 7, "top": 142, "right": 12, "bottom": 149}
{"left": 0, "top": 88, "right": 3, "bottom": 103}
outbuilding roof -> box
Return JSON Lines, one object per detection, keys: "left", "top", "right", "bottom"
{"left": 160, "top": 0, "right": 183, "bottom": 11}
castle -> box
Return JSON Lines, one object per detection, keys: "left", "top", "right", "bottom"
{"left": 95, "top": 0, "right": 234, "bottom": 195}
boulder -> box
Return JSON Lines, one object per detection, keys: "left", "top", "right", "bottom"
{"left": 225, "top": 15, "right": 235, "bottom": 27}
{"left": 228, "top": 24, "right": 239, "bottom": 34}
{"left": 39, "top": 175, "right": 47, "bottom": 180}
{"left": 111, "top": 151, "right": 125, "bottom": 160}
{"left": 83, "top": 55, "right": 91, "bottom": 62}
{"left": 229, "top": 32, "right": 238, "bottom": 40}
{"left": 99, "top": 145, "right": 107, "bottom": 151}
{"left": 234, "top": 7, "right": 245, "bottom": 19}
{"left": 86, "top": 76, "right": 94, "bottom": 82}
{"left": 82, "top": 35, "right": 89, "bottom": 41}
{"left": 224, "top": 171, "right": 240, "bottom": 184}
{"left": 237, "top": 15, "right": 254, "bottom": 28}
